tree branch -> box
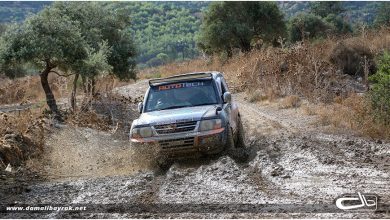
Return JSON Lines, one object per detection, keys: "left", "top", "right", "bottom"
{"left": 50, "top": 70, "right": 74, "bottom": 77}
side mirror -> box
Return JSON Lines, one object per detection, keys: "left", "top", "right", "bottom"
{"left": 137, "top": 102, "right": 143, "bottom": 113}
{"left": 223, "top": 92, "right": 232, "bottom": 103}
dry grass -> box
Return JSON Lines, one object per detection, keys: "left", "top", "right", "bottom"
{"left": 301, "top": 104, "right": 317, "bottom": 116}
{"left": 0, "top": 109, "right": 46, "bottom": 167}
{"left": 138, "top": 29, "right": 390, "bottom": 139}
{"left": 0, "top": 74, "right": 73, "bottom": 105}
{"left": 66, "top": 110, "right": 111, "bottom": 131}
{"left": 313, "top": 94, "right": 390, "bottom": 139}
{"left": 140, "top": 28, "right": 390, "bottom": 104}
{"left": 247, "top": 90, "right": 267, "bottom": 103}
{"left": 279, "top": 95, "right": 301, "bottom": 109}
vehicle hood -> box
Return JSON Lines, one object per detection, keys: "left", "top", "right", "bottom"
{"left": 136, "top": 105, "right": 220, "bottom": 126}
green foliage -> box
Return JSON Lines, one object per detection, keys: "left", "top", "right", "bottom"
{"left": 310, "top": 2, "right": 345, "bottom": 18}
{"left": 197, "top": 1, "right": 286, "bottom": 57}
{"left": 288, "top": 13, "right": 331, "bottom": 42}
{"left": 107, "top": 2, "right": 207, "bottom": 67}
{"left": 288, "top": 1, "right": 351, "bottom": 42}
{"left": 374, "top": 2, "right": 390, "bottom": 27}
{"left": 0, "top": 9, "right": 87, "bottom": 74}
{"left": 51, "top": 2, "right": 137, "bottom": 80}
{"left": 324, "top": 14, "right": 352, "bottom": 34}
{"left": 279, "top": 2, "right": 380, "bottom": 25}
{"left": 0, "top": 2, "right": 137, "bottom": 80}
{"left": 0, "top": 1, "right": 386, "bottom": 68}
{"left": 369, "top": 52, "right": 390, "bottom": 125}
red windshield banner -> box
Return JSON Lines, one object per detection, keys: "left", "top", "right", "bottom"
{"left": 158, "top": 81, "right": 205, "bottom": 91}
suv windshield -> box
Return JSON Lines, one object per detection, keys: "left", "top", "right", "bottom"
{"left": 145, "top": 80, "right": 218, "bottom": 112}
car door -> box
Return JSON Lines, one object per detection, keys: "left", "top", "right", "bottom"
{"left": 220, "top": 77, "right": 238, "bottom": 134}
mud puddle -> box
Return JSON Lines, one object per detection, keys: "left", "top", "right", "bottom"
{"left": 1, "top": 88, "right": 389, "bottom": 218}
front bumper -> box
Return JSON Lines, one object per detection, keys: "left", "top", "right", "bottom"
{"left": 130, "top": 128, "right": 226, "bottom": 158}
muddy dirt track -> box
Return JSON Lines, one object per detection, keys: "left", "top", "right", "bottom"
{"left": 1, "top": 80, "right": 389, "bottom": 218}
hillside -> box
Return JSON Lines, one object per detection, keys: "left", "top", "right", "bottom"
{"left": 0, "top": 1, "right": 384, "bottom": 66}
{"left": 106, "top": 2, "right": 209, "bottom": 67}
{"left": 0, "top": 1, "right": 49, "bottom": 22}
{"left": 278, "top": 1, "right": 380, "bottom": 24}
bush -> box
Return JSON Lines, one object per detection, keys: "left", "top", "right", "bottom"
{"left": 368, "top": 51, "right": 390, "bottom": 125}
{"left": 197, "top": 1, "right": 286, "bottom": 57}
{"left": 288, "top": 13, "right": 332, "bottom": 42}
{"left": 323, "top": 14, "right": 352, "bottom": 34}
{"left": 329, "top": 40, "right": 376, "bottom": 76}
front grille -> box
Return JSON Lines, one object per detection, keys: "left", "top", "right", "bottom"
{"left": 159, "top": 137, "right": 195, "bottom": 149}
{"left": 154, "top": 121, "right": 197, "bottom": 134}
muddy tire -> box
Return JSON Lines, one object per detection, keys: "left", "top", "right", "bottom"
{"left": 235, "top": 116, "right": 245, "bottom": 148}
{"left": 225, "top": 127, "right": 248, "bottom": 163}
{"left": 156, "top": 155, "right": 173, "bottom": 171}
{"left": 225, "top": 127, "right": 235, "bottom": 151}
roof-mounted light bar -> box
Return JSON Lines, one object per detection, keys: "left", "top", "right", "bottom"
{"left": 149, "top": 72, "right": 213, "bottom": 86}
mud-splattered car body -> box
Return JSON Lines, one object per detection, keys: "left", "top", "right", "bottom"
{"left": 130, "top": 72, "right": 243, "bottom": 159}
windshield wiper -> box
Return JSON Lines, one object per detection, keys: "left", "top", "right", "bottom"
{"left": 158, "top": 104, "right": 193, "bottom": 111}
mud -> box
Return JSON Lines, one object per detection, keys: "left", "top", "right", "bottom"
{"left": 1, "top": 80, "right": 389, "bottom": 218}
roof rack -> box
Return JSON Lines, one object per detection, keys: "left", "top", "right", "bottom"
{"left": 149, "top": 72, "right": 213, "bottom": 86}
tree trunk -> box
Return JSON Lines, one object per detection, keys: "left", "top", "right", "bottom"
{"left": 91, "top": 77, "right": 96, "bottom": 96}
{"left": 71, "top": 74, "right": 79, "bottom": 111}
{"left": 81, "top": 75, "right": 87, "bottom": 94}
{"left": 40, "top": 65, "right": 62, "bottom": 121}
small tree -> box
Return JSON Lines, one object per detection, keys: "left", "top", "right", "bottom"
{"left": 288, "top": 13, "right": 332, "bottom": 42}
{"left": 0, "top": 9, "right": 88, "bottom": 120}
{"left": 197, "top": 1, "right": 286, "bottom": 57}
{"left": 0, "top": 3, "right": 137, "bottom": 119}
{"left": 324, "top": 14, "right": 352, "bottom": 34}
{"left": 369, "top": 52, "right": 390, "bottom": 125}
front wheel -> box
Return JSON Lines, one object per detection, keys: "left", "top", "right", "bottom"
{"left": 224, "top": 127, "right": 248, "bottom": 163}
{"left": 235, "top": 116, "right": 246, "bottom": 148}
{"left": 156, "top": 155, "right": 173, "bottom": 171}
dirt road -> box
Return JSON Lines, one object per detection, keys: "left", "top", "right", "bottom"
{"left": 1, "top": 80, "right": 389, "bottom": 218}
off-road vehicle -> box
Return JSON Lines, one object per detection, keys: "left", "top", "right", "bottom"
{"left": 130, "top": 71, "right": 245, "bottom": 167}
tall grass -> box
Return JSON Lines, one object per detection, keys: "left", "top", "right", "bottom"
{"left": 139, "top": 28, "right": 390, "bottom": 139}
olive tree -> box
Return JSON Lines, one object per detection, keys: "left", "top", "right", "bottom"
{"left": 197, "top": 1, "right": 286, "bottom": 57}
{"left": 0, "top": 3, "right": 137, "bottom": 120}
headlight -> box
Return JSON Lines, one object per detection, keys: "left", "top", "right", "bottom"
{"left": 131, "top": 126, "right": 153, "bottom": 138}
{"left": 199, "top": 119, "right": 222, "bottom": 131}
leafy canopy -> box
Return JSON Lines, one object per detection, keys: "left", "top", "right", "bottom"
{"left": 0, "top": 2, "right": 137, "bottom": 80}
{"left": 310, "top": 2, "right": 345, "bottom": 18}
{"left": 197, "top": 1, "right": 286, "bottom": 57}
{"left": 288, "top": 1, "right": 352, "bottom": 43}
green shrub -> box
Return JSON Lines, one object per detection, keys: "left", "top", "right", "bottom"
{"left": 197, "top": 1, "right": 286, "bottom": 57}
{"left": 369, "top": 51, "right": 390, "bottom": 125}
{"left": 288, "top": 13, "right": 331, "bottom": 42}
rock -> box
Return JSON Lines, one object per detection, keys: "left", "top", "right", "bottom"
{"left": 363, "top": 157, "right": 372, "bottom": 163}
{"left": 5, "top": 163, "right": 12, "bottom": 172}
{"left": 271, "top": 166, "right": 284, "bottom": 177}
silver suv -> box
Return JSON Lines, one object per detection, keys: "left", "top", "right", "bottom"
{"left": 130, "top": 72, "right": 245, "bottom": 167}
